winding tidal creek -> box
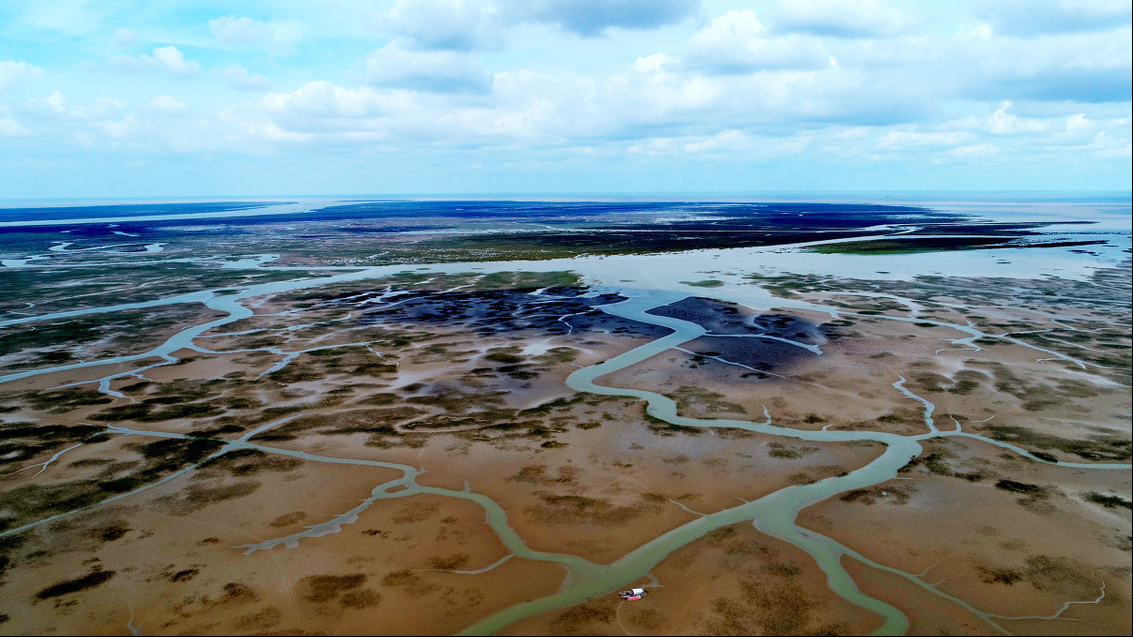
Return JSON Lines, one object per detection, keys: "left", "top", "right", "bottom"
{"left": 1, "top": 243, "right": 1129, "bottom": 635}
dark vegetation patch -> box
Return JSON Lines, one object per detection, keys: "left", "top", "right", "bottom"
{"left": 840, "top": 483, "right": 916, "bottom": 505}
{"left": 90, "top": 522, "right": 130, "bottom": 543}
{"left": 671, "top": 386, "right": 746, "bottom": 415}
{"left": 215, "top": 582, "right": 259, "bottom": 605}
{"left": 643, "top": 408, "right": 701, "bottom": 437}
{"left": 806, "top": 236, "right": 1104, "bottom": 255}
{"left": 986, "top": 425, "right": 1131, "bottom": 462}
{"left": 550, "top": 598, "right": 618, "bottom": 636}
{"left": 349, "top": 283, "right": 670, "bottom": 340}
{"left": 0, "top": 479, "right": 120, "bottom": 524}
{"left": 0, "top": 421, "right": 100, "bottom": 443}
{"left": 0, "top": 439, "right": 253, "bottom": 522}
{"left": 702, "top": 571, "right": 848, "bottom": 636}
{"left": 34, "top": 569, "right": 115, "bottom": 599}
{"left": 381, "top": 569, "right": 439, "bottom": 596}
{"left": 135, "top": 438, "right": 224, "bottom": 472}
{"left": 451, "top": 202, "right": 936, "bottom": 258}
{"left": 979, "top": 567, "right": 1024, "bottom": 585}
{"left": 269, "top": 512, "right": 308, "bottom": 527}
{"left": 429, "top": 553, "right": 471, "bottom": 570}
{"left": 232, "top": 607, "right": 284, "bottom": 631}
{"left": 535, "top": 347, "right": 580, "bottom": 364}
{"left": 995, "top": 479, "right": 1045, "bottom": 495}
{"left": 392, "top": 501, "right": 439, "bottom": 524}
{"left": 978, "top": 555, "right": 1096, "bottom": 594}
{"left": 525, "top": 492, "right": 663, "bottom": 526}
{"left": 768, "top": 442, "right": 819, "bottom": 460}
{"left": 995, "top": 479, "right": 1053, "bottom": 510}
{"left": 340, "top": 588, "right": 382, "bottom": 609}
{"left": 357, "top": 392, "right": 400, "bottom": 405}
{"left": 649, "top": 298, "right": 824, "bottom": 350}
{"left": 508, "top": 465, "right": 579, "bottom": 484}
{"left": 484, "top": 351, "right": 524, "bottom": 364}
{"left": 197, "top": 449, "right": 302, "bottom": 476}
{"left": 899, "top": 451, "right": 987, "bottom": 481}
{"left": 250, "top": 407, "right": 424, "bottom": 442}
{"left": 302, "top": 573, "right": 367, "bottom": 603}
{"left": 170, "top": 568, "right": 199, "bottom": 582}
{"left": 1083, "top": 492, "right": 1132, "bottom": 510}
{"left": 89, "top": 401, "right": 223, "bottom": 423}
{"left": 163, "top": 481, "right": 261, "bottom": 515}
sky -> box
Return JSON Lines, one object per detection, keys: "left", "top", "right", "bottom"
{"left": 0, "top": 0, "right": 1130, "bottom": 198}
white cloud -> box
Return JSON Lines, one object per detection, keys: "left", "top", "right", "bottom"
{"left": 634, "top": 53, "right": 675, "bottom": 73}
{"left": 388, "top": 0, "right": 503, "bottom": 50}
{"left": 628, "top": 137, "right": 678, "bottom": 154}
{"left": 111, "top": 27, "right": 137, "bottom": 47}
{"left": 985, "top": 102, "right": 1050, "bottom": 134}
{"left": 262, "top": 81, "right": 388, "bottom": 119}
{"left": 0, "top": 60, "right": 43, "bottom": 91}
{"left": 519, "top": 0, "right": 699, "bottom": 36}
{"left": 774, "top": 0, "right": 909, "bottom": 38}
{"left": 361, "top": 42, "right": 492, "bottom": 93}
{"left": 113, "top": 46, "right": 201, "bottom": 79}
{"left": 877, "top": 129, "right": 977, "bottom": 150}
{"left": 209, "top": 16, "right": 303, "bottom": 55}
{"left": 0, "top": 116, "right": 31, "bottom": 136}
{"left": 215, "top": 64, "right": 271, "bottom": 91}
{"left": 2, "top": 1, "right": 1128, "bottom": 192}
{"left": 683, "top": 129, "right": 748, "bottom": 153}
{"left": 686, "top": 10, "right": 830, "bottom": 73}
{"left": 947, "top": 143, "right": 1001, "bottom": 159}
{"left": 975, "top": 0, "right": 1131, "bottom": 35}
{"left": 150, "top": 95, "right": 186, "bottom": 112}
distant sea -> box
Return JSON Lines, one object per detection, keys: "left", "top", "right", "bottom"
{"left": 0, "top": 192, "right": 1129, "bottom": 232}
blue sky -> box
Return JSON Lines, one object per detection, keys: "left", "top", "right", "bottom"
{"left": 0, "top": 0, "right": 1130, "bottom": 198}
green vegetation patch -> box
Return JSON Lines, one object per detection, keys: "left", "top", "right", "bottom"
{"left": 470, "top": 271, "right": 580, "bottom": 291}
{"left": 484, "top": 351, "right": 525, "bottom": 364}
{"left": 681, "top": 279, "right": 725, "bottom": 288}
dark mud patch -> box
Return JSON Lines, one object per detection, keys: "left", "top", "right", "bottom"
{"left": 356, "top": 287, "right": 671, "bottom": 338}
{"left": 648, "top": 297, "right": 825, "bottom": 342}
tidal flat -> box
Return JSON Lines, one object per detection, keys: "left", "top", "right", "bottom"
{"left": 0, "top": 198, "right": 1129, "bottom": 635}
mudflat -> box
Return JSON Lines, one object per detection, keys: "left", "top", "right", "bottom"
{"left": 1, "top": 199, "right": 1129, "bottom": 635}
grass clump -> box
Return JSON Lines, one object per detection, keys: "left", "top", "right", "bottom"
{"left": 302, "top": 573, "right": 367, "bottom": 603}
{"left": 429, "top": 553, "right": 471, "bottom": 570}
{"left": 978, "top": 567, "right": 1023, "bottom": 585}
